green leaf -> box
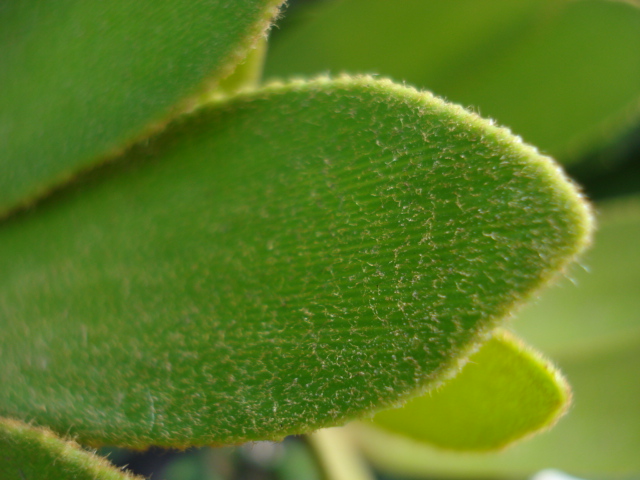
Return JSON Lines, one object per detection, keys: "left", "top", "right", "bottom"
{"left": 0, "top": 417, "right": 137, "bottom": 480}
{"left": 266, "top": 0, "right": 640, "bottom": 163}
{"left": 366, "top": 330, "right": 570, "bottom": 451}
{"left": 0, "top": 76, "right": 591, "bottom": 448}
{"left": 352, "top": 197, "right": 640, "bottom": 478}
{"left": 0, "top": 0, "right": 283, "bottom": 214}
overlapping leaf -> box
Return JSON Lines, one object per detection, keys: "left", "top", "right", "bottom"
{"left": 0, "top": 77, "right": 591, "bottom": 448}
{"left": 267, "top": 0, "right": 640, "bottom": 163}
{"left": 366, "top": 331, "right": 570, "bottom": 451}
{"left": 0, "top": 0, "right": 283, "bottom": 214}
{"left": 0, "top": 418, "right": 137, "bottom": 480}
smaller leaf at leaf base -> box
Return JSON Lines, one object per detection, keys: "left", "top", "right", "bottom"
{"left": 0, "top": 417, "right": 138, "bottom": 480}
{"left": 366, "top": 330, "right": 570, "bottom": 451}
{"left": 0, "top": 76, "right": 592, "bottom": 448}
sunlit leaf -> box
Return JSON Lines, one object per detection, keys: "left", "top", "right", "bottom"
{"left": 0, "top": 76, "right": 591, "bottom": 448}
{"left": 367, "top": 331, "right": 570, "bottom": 451}
{"left": 0, "top": 0, "right": 284, "bottom": 214}
{"left": 0, "top": 417, "right": 137, "bottom": 480}
{"left": 267, "top": 0, "right": 640, "bottom": 163}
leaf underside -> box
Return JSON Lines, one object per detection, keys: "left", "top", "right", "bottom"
{"left": 0, "top": 0, "right": 283, "bottom": 214}
{"left": 266, "top": 0, "right": 640, "bottom": 162}
{"left": 0, "top": 77, "right": 591, "bottom": 448}
{"left": 367, "top": 330, "right": 570, "bottom": 452}
{"left": 0, "top": 418, "right": 136, "bottom": 480}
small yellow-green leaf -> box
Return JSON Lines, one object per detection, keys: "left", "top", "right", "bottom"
{"left": 0, "top": 0, "right": 283, "bottom": 214}
{"left": 352, "top": 338, "right": 640, "bottom": 479}
{"left": 367, "top": 331, "right": 570, "bottom": 451}
{"left": 267, "top": 0, "right": 640, "bottom": 163}
{"left": 0, "top": 417, "right": 137, "bottom": 480}
{"left": 0, "top": 76, "right": 591, "bottom": 449}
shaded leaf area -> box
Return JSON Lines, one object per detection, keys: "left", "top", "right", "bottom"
{"left": 0, "top": 77, "right": 590, "bottom": 448}
{"left": 0, "top": 418, "right": 137, "bottom": 480}
{"left": 267, "top": 0, "right": 640, "bottom": 163}
{"left": 0, "top": 0, "right": 283, "bottom": 214}
{"left": 353, "top": 197, "right": 640, "bottom": 478}
{"left": 367, "top": 331, "right": 570, "bottom": 451}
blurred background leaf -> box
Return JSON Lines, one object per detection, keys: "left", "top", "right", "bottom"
{"left": 266, "top": 0, "right": 640, "bottom": 165}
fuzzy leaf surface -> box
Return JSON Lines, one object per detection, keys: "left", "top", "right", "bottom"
{"left": 0, "top": 77, "right": 591, "bottom": 448}
{"left": 354, "top": 198, "right": 640, "bottom": 478}
{"left": 367, "top": 331, "right": 570, "bottom": 451}
{"left": 0, "top": 418, "right": 137, "bottom": 480}
{"left": 0, "top": 0, "right": 283, "bottom": 214}
{"left": 267, "top": 0, "right": 640, "bottom": 162}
